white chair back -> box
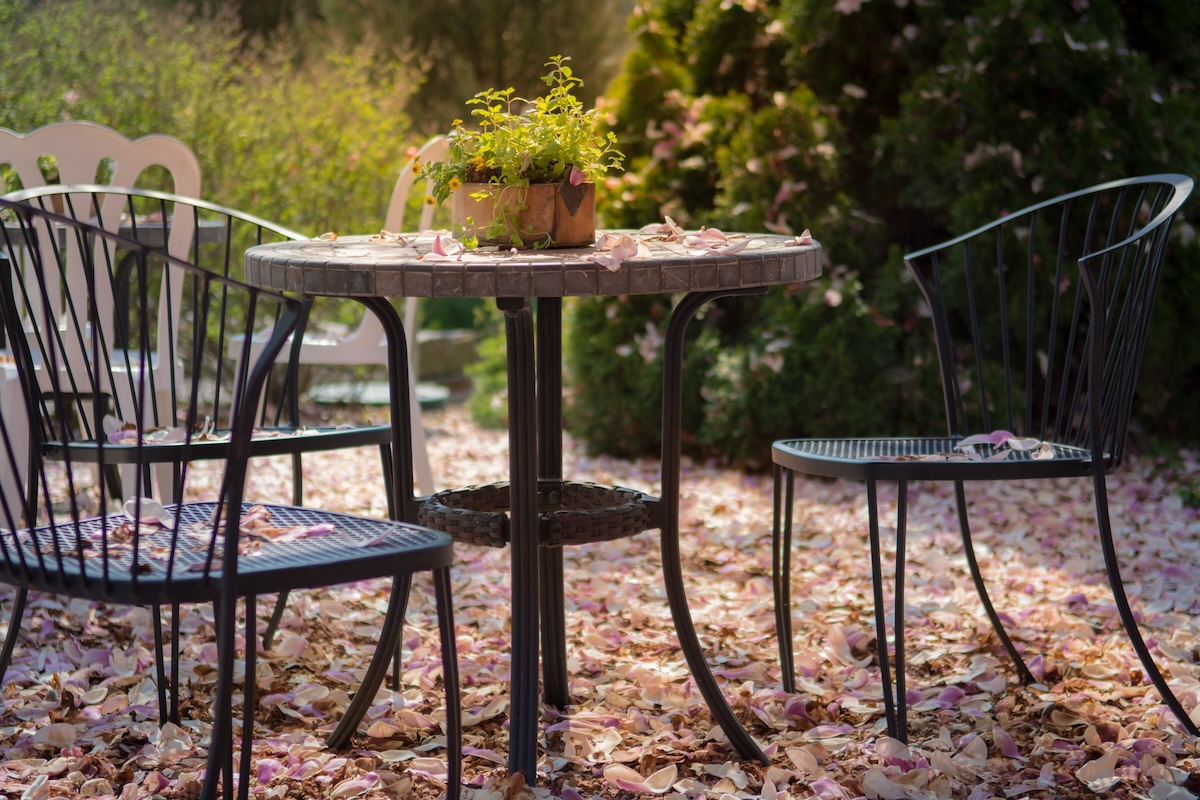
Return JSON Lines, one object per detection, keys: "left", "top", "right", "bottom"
{"left": 295, "top": 136, "right": 449, "bottom": 495}
{"left": 0, "top": 122, "right": 202, "bottom": 512}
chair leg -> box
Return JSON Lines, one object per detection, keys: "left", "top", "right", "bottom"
{"left": 380, "top": 443, "right": 396, "bottom": 517}
{"left": 379, "top": 442, "right": 409, "bottom": 689}
{"left": 893, "top": 481, "right": 908, "bottom": 740}
{"left": 954, "top": 481, "right": 1035, "bottom": 684}
{"left": 867, "top": 481, "right": 900, "bottom": 741}
{"left": 434, "top": 567, "right": 461, "bottom": 800}
{"left": 153, "top": 605, "right": 168, "bottom": 725}
{"left": 202, "top": 597, "right": 238, "bottom": 800}
{"left": 0, "top": 587, "right": 28, "bottom": 685}
{"left": 261, "top": 454, "right": 311, "bottom": 651}
{"left": 291, "top": 453, "right": 303, "bottom": 506}
{"left": 1093, "top": 472, "right": 1199, "bottom": 736}
{"left": 263, "top": 593, "right": 288, "bottom": 650}
{"left": 327, "top": 573, "right": 412, "bottom": 750}
{"left": 773, "top": 464, "right": 797, "bottom": 693}
{"left": 171, "top": 602, "right": 181, "bottom": 723}
{"left": 238, "top": 594, "right": 257, "bottom": 800}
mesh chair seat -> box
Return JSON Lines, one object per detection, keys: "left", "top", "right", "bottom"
{"left": 773, "top": 436, "right": 1097, "bottom": 481}
{"left": 3, "top": 503, "right": 451, "bottom": 605}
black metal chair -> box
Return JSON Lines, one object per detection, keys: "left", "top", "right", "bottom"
{"left": 772, "top": 175, "right": 1195, "bottom": 742}
{"left": 0, "top": 185, "right": 402, "bottom": 647}
{"left": 0, "top": 196, "right": 460, "bottom": 800}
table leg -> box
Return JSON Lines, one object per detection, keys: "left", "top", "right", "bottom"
{"left": 660, "top": 288, "right": 768, "bottom": 765}
{"left": 498, "top": 297, "right": 541, "bottom": 779}
{"left": 536, "top": 298, "right": 570, "bottom": 708}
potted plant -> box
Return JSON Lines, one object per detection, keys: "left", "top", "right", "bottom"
{"left": 420, "top": 56, "right": 623, "bottom": 248}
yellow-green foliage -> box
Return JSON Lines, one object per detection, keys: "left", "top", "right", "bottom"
{"left": 0, "top": 0, "right": 417, "bottom": 237}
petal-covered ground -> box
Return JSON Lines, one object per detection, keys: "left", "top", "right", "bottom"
{"left": 2, "top": 404, "right": 1200, "bottom": 799}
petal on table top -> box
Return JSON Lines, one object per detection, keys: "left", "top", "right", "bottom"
{"left": 420, "top": 234, "right": 463, "bottom": 261}
{"left": 684, "top": 227, "right": 730, "bottom": 248}
{"left": 717, "top": 238, "right": 751, "bottom": 255}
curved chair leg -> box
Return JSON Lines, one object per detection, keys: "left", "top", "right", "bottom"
{"left": 1093, "top": 472, "right": 1199, "bottom": 736}
{"left": 262, "top": 594, "right": 288, "bottom": 651}
{"left": 262, "top": 450, "right": 316, "bottom": 651}
{"left": 327, "top": 574, "right": 412, "bottom": 750}
{"left": 0, "top": 587, "right": 28, "bottom": 685}
{"left": 434, "top": 567, "right": 461, "bottom": 800}
{"left": 264, "top": 443, "right": 400, "bottom": 654}
{"left": 773, "top": 464, "right": 797, "bottom": 693}
{"left": 954, "top": 481, "right": 1035, "bottom": 684}
{"left": 867, "top": 481, "right": 899, "bottom": 741}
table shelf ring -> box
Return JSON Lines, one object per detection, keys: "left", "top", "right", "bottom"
{"left": 419, "top": 481, "right": 651, "bottom": 548}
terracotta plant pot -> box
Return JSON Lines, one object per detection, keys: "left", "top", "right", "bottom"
{"left": 451, "top": 181, "right": 596, "bottom": 248}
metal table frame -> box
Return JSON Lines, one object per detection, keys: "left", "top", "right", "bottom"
{"left": 245, "top": 232, "right": 821, "bottom": 780}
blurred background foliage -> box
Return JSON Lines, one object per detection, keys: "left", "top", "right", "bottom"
{"left": 2, "top": 0, "right": 1198, "bottom": 463}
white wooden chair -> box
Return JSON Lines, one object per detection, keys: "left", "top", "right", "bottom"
{"left": 0, "top": 121, "right": 202, "bottom": 516}
{"left": 292, "top": 136, "right": 449, "bottom": 496}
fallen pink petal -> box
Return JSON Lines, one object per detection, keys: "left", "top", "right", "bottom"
{"left": 122, "top": 496, "right": 175, "bottom": 528}
{"left": 3, "top": 404, "right": 1198, "bottom": 799}
{"left": 957, "top": 430, "right": 1016, "bottom": 447}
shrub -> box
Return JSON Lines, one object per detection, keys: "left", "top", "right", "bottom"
{"left": 569, "top": 0, "right": 1200, "bottom": 463}
{"left": 0, "top": 0, "right": 416, "bottom": 236}
{"left": 0, "top": 0, "right": 421, "bottom": 336}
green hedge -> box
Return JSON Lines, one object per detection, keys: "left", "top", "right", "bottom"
{"left": 568, "top": 0, "right": 1200, "bottom": 463}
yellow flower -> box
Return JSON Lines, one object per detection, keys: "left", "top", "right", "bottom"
{"left": 411, "top": 158, "right": 422, "bottom": 175}
{"left": 452, "top": 118, "right": 463, "bottom": 127}
{"left": 448, "top": 177, "right": 462, "bottom": 191}
{"left": 425, "top": 195, "right": 435, "bottom": 205}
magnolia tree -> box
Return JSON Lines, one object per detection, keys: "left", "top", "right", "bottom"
{"left": 566, "top": 0, "right": 1200, "bottom": 462}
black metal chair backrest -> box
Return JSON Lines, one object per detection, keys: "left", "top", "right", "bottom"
{"left": 0, "top": 193, "right": 302, "bottom": 603}
{"left": 903, "top": 174, "right": 1193, "bottom": 468}
{"left": 1, "top": 184, "right": 309, "bottom": 438}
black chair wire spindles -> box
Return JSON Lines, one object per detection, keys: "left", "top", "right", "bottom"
{"left": 2, "top": 183, "right": 400, "bottom": 646}
{"left": 0, "top": 194, "right": 460, "bottom": 799}
{"left": 772, "top": 175, "right": 1195, "bottom": 742}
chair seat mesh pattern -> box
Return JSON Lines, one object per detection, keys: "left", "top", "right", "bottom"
{"left": 775, "top": 437, "right": 1091, "bottom": 463}
{"left": 2, "top": 502, "right": 449, "bottom": 595}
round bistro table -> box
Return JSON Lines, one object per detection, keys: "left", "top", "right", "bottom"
{"left": 244, "top": 230, "right": 822, "bottom": 780}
